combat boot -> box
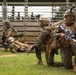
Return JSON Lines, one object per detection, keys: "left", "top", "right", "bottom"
{"left": 11, "top": 48, "right": 17, "bottom": 53}
{"left": 36, "top": 59, "right": 43, "bottom": 65}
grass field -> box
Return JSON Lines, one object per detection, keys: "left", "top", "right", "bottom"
{"left": 0, "top": 49, "right": 76, "bottom": 75}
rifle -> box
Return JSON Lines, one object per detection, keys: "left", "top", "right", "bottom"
{"left": 0, "top": 33, "right": 24, "bottom": 48}
{"left": 57, "top": 24, "right": 76, "bottom": 48}
{"left": 2, "top": 33, "right": 24, "bottom": 43}
{"left": 12, "top": 34, "right": 24, "bottom": 38}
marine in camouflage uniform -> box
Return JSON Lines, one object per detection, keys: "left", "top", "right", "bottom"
{"left": 28, "top": 17, "right": 63, "bottom": 66}
{"left": 49, "top": 4, "right": 76, "bottom": 72}
{"left": 8, "top": 37, "right": 29, "bottom": 53}
{"left": 35, "top": 27, "right": 52, "bottom": 65}
{"left": 44, "top": 19, "right": 67, "bottom": 67}
{"left": 60, "top": 5, "right": 76, "bottom": 71}
{"left": 61, "top": 7, "right": 76, "bottom": 71}
{"left": 2, "top": 20, "right": 17, "bottom": 51}
{"left": 28, "top": 17, "right": 52, "bottom": 65}
{"left": 2, "top": 20, "right": 29, "bottom": 52}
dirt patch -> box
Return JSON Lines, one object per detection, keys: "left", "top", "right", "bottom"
{"left": 0, "top": 54, "right": 17, "bottom": 57}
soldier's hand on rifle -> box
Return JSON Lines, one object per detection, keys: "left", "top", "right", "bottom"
{"left": 60, "top": 33, "right": 65, "bottom": 38}
{"left": 56, "top": 33, "right": 65, "bottom": 39}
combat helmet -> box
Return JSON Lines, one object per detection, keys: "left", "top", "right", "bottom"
{"left": 39, "top": 16, "right": 50, "bottom": 26}
{"left": 64, "top": 4, "right": 75, "bottom": 17}
{"left": 39, "top": 16, "right": 50, "bottom": 22}
{"left": 5, "top": 19, "right": 10, "bottom": 25}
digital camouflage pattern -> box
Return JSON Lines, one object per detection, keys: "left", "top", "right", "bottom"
{"left": 32, "top": 27, "right": 52, "bottom": 65}
{"left": 50, "top": 18, "right": 76, "bottom": 71}
{"left": 9, "top": 39, "right": 29, "bottom": 53}
{"left": 45, "top": 36, "right": 62, "bottom": 66}
{"left": 3, "top": 20, "right": 29, "bottom": 52}
{"left": 2, "top": 25, "right": 17, "bottom": 50}
{"left": 4, "top": 27, "right": 17, "bottom": 37}
{"left": 48, "top": 4, "right": 76, "bottom": 72}
{"left": 28, "top": 17, "right": 52, "bottom": 65}
{"left": 45, "top": 20, "right": 64, "bottom": 67}
{"left": 4, "top": 19, "right": 17, "bottom": 37}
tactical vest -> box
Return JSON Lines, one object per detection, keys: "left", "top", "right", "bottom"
{"left": 4, "top": 27, "right": 17, "bottom": 37}
{"left": 51, "top": 20, "right": 76, "bottom": 47}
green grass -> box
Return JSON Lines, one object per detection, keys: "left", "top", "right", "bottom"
{"left": 0, "top": 49, "right": 76, "bottom": 75}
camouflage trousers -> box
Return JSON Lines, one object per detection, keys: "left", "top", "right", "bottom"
{"left": 72, "top": 47, "right": 76, "bottom": 72}
{"left": 60, "top": 45, "right": 73, "bottom": 69}
{"left": 35, "top": 44, "right": 46, "bottom": 60}
{"left": 9, "top": 40, "right": 29, "bottom": 52}
{"left": 45, "top": 38, "right": 63, "bottom": 67}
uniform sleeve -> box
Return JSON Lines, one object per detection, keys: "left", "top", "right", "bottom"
{"left": 8, "top": 28, "right": 17, "bottom": 36}
{"left": 51, "top": 20, "right": 63, "bottom": 30}
{"left": 51, "top": 23, "right": 58, "bottom": 30}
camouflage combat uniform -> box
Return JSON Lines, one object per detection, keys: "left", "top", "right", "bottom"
{"left": 2, "top": 20, "right": 17, "bottom": 50}
{"left": 45, "top": 20, "right": 63, "bottom": 67}
{"left": 48, "top": 20, "right": 76, "bottom": 69}
{"left": 48, "top": 4, "right": 76, "bottom": 72}
{"left": 9, "top": 39, "right": 29, "bottom": 53}
{"left": 60, "top": 5, "right": 76, "bottom": 71}
{"left": 34, "top": 27, "right": 52, "bottom": 64}
{"left": 50, "top": 20, "right": 75, "bottom": 69}
{"left": 3, "top": 20, "right": 29, "bottom": 53}
{"left": 30, "top": 18, "right": 62, "bottom": 66}
{"left": 29, "top": 18, "right": 52, "bottom": 64}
